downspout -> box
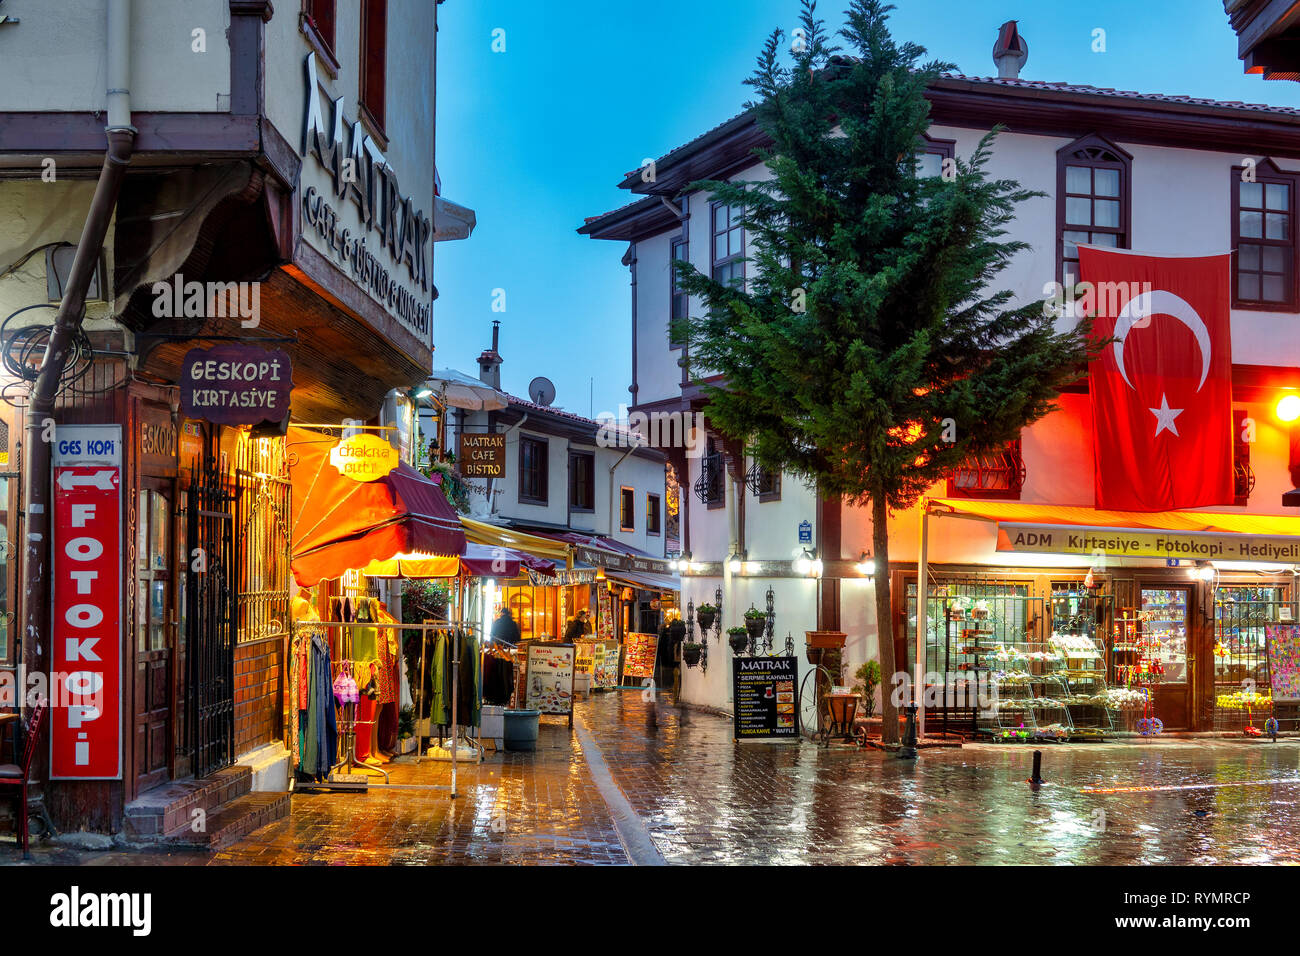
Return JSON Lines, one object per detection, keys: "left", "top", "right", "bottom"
{"left": 21, "top": 0, "right": 135, "bottom": 737}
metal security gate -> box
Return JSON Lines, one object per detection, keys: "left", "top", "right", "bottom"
{"left": 1211, "top": 586, "right": 1292, "bottom": 732}
{"left": 186, "top": 436, "right": 237, "bottom": 778}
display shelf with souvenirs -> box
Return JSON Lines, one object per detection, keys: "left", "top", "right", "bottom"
{"left": 1048, "top": 584, "right": 1115, "bottom": 739}
{"left": 1110, "top": 608, "right": 1163, "bottom": 734}
{"left": 1211, "top": 586, "right": 1288, "bottom": 732}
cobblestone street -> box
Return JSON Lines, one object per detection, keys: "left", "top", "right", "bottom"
{"left": 6, "top": 689, "right": 1300, "bottom": 866}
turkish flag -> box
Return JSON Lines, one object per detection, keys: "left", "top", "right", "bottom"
{"left": 1078, "top": 247, "right": 1233, "bottom": 512}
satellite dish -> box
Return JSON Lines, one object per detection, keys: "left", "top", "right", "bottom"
{"left": 529, "top": 376, "right": 556, "bottom": 406}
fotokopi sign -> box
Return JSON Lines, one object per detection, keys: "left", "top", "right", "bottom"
{"left": 51, "top": 426, "right": 123, "bottom": 780}
{"left": 330, "top": 432, "right": 399, "bottom": 482}
{"left": 996, "top": 522, "right": 1300, "bottom": 563}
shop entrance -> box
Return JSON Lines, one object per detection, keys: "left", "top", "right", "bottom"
{"left": 134, "top": 477, "right": 177, "bottom": 792}
{"left": 186, "top": 440, "right": 237, "bottom": 778}
{"left": 1139, "top": 586, "right": 1191, "bottom": 729}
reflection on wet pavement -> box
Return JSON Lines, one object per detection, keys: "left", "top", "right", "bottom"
{"left": 5, "top": 689, "right": 1299, "bottom": 865}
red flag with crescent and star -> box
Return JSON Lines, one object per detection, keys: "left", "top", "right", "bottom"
{"left": 1078, "top": 247, "right": 1233, "bottom": 512}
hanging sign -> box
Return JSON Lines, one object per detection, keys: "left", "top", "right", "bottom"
{"left": 50, "top": 425, "right": 123, "bottom": 780}
{"left": 179, "top": 345, "right": 293, "bottom": 426}
{"left": 330, "top": 432, "right": 399, "bottom": 482}
{"left": 620, "top": 632, "right": 658, "bottom": 683}
{"left": 732, "top": 656, "right": 800, "bottom": 741}
{"left": 458, "top": 432, "right": 505, "bottom": 478}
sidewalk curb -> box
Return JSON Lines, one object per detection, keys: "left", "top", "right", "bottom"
{"left": 573, "top": 713, "right": 666, "bottom": 867}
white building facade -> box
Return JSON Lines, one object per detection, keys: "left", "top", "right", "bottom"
{"left": 582, "top": 54, "right": 1300, "bottom": 732}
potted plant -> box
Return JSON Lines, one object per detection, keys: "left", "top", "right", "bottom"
{"left": 667, "top": 615, "right": 687, "bottom": 644}
{"left": 682, "top": 642, "right": 703, "bottom": 667}
{"left": 744, "top": 607, "right": 767, "bottom": 641}
{"left": 727, "top": 626, "right": 750, "bottom": 655}
{"left": 852, "top": 660, "right": 882, "bottom": 719}
{"left": 696, "top": 604, "right": 718, "bottom": 632}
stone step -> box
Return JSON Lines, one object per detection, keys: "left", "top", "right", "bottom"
{"left": 156, "top": 792, "right": 290, "bottom": 850}
{"left": 123, "top": 766, "right": 252, "bottom": 839}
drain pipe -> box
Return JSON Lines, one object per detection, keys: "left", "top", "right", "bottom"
{"left": 21, "top": 0, "right": 135, "bottom": 739}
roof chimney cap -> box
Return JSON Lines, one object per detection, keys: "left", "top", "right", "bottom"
{"left": 992, "top": 20, "right": 1028, "bottom": 79}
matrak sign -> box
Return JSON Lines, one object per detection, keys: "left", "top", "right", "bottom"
{"left": 330, "top": 432, "right": 399, "bottom": 482}
{"left": 458, "top": 432, "right": 505, "bottom": 478}
{"left": 179, "top": 344, "right": 292, "bottom": 426}
{"left": 996, "top": 522, "right": 1300, "bottom": 563}
{"left": 51, "top": 425, "right": 123, "bottom": 780}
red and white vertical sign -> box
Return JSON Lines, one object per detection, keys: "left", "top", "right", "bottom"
{"left": 50, "top": 425, "right": 123, "bottom": 780}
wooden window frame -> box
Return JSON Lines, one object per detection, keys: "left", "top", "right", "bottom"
{"left": 946, "top": 438, "right": 1026, "bottom": 501}
{"left": 620, "top": 486, "right": 636, "bottom": 533}
{"left": 568, "top": 450, "right": 595, "bottom": 513}
{"left": 1231, "top": 159, "right": 1299, "bottom": 312}
{"left": 669, "top": 238, "right": 689, "bottom": 348}
{"left": 1056, "top": 133, "right": 1133, "bottom": 291}
{"left": 359, "top": 0, "right": 388, "bottom": 143}
{"left": 518, "top": 435, "right": 549, "bottom": 505}
{"left": 647, "top": 493, "right": 662, "bottom": 536}
{"left": 710, "top": 199, "right": 745, "bottom": 289}
{"left": 756, "top": 465, "right": 782, "bottom": 502}
{"left": 918, "top": 134, "right": 955, "bottom": 178}
{"left": 300, "top": 0, "right": 340, "bottom": 78}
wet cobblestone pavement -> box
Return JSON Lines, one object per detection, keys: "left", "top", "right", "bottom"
{"left": 6, "top": 689, "right": 1300, "bottom": 865}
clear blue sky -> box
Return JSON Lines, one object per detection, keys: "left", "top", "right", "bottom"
{"left": 433, "top": 0, "right": 1300, "bottom": 418}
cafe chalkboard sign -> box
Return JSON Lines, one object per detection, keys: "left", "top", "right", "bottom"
{"left": 180, "top": 345, "right": 293, "bottom": 426}
{"left": 732, "top": 656, "right": 800, "bottom": 742}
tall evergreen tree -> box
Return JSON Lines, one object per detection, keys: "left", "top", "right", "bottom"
{"left": 672, "top": 0, "right": 1092, "bottom": 744}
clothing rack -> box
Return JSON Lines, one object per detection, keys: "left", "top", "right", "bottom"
{"left": 411, "top": 620, "right": 482, "bottom": 765}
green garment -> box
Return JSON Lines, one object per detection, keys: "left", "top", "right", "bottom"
{"left": 352, "top": 597, "right": 379, "bottom": 663}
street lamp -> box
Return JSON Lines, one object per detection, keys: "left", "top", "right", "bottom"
{"left": 855, "top": 552, "right": 875, "bottom": 577}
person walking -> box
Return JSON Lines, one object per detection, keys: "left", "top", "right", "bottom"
{"left": 490, "top": 606, "right": 521, "bottom": 647}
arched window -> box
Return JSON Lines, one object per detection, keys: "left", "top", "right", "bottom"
{"left": 1056, "top": 133, "right": 1132, "bottom": 289}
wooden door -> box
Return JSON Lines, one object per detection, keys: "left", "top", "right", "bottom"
{"left": 134, "top": 479, "right": 176, "bottom": 792}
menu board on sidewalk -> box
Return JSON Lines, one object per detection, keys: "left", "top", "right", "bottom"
{"left": 1266, "top": 624, "right": 1300, "bottom": 702}
{"left": 732, "top": 656, "right": 800, "bottom": 742}
{"left": 574, "top": 641, "right": 599, "bottom": 675}
{"left": 621, "top": 632, "right": 658, "bottom": 684}
{"left": 525, "top": 643, "right": 576, "bottom": 726}
{"left": 593, "top": 644, "right": 619, "bottom": 690}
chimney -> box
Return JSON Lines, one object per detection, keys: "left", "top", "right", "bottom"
{"left": 992, "top": 21, "right": 1028, "bottom": 79}
{"left": 477, "top": 319, "right": 503, "bottom": 389}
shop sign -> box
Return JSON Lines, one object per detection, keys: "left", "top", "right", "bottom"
{"left": 302, "top": 53, "right": 432, "bottom": 340}
{"left": 524, "top": 643, "right": 576, "bottom": 724}
{"left": 179, "top": 419, "right": 204, "bottom": 468}
{"left": 179, "top": 345, "right": 292, "bottom": 426}
{"left": 50, "top": 425, "right": 123, "bottom": 780}
{"left": 997, "top": 522, "right": 1300, "bottom": 563}
{"left": 330, "top": 432, "right": 399, "bottom": 482}
{"left": 574, "top": 545, "right": 669, "bottom": 576}
{"left": 139, "top": 406, "right": 177, "bottom": 475}
{"left": 620, "top": 632, "right": 658, "bottom": 684}
{"left": 458, "top": 432, "right": 505, "bottom": 478}
{"left": 732, "top": 656, "right": 800, "bottom": 741}
{"left": 594, "top": 644, "right": 619, "bottom": 690}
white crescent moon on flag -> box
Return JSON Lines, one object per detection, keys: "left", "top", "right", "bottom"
{"left": 1113, "top": 289, "right": 1211, "bottom": 392}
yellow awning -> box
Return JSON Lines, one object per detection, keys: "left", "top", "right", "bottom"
{"left": 459, "top": 517, "right": 573, "bottom": 563}
{"left": 929, "top": 498, "right": 1300, "bottom": 536}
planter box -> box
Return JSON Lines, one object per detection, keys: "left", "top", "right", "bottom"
{"left": 805, "top": 630, "right": 846, "bottom": 664}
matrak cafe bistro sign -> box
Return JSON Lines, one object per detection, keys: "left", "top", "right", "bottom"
{"left": 997, "top": 523, "right": 1300, "bottom": 563}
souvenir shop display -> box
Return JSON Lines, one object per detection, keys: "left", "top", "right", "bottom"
{"left": 1112, "top": 608, "right": 1162, "bottom": 734}
{"left": 1048, "top": 586, "right": 1116, "bottom": 739}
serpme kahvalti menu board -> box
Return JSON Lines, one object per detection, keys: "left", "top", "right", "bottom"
{"left": 732, "top": 656, "right": 800, "bottom": 741}
{"left": 51, "top": 425, "right": 124, "bottom": 780}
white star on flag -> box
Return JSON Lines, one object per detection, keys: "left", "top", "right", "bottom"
{"left": 1149, "top": 393, "right": 1183, "bottom": 437}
